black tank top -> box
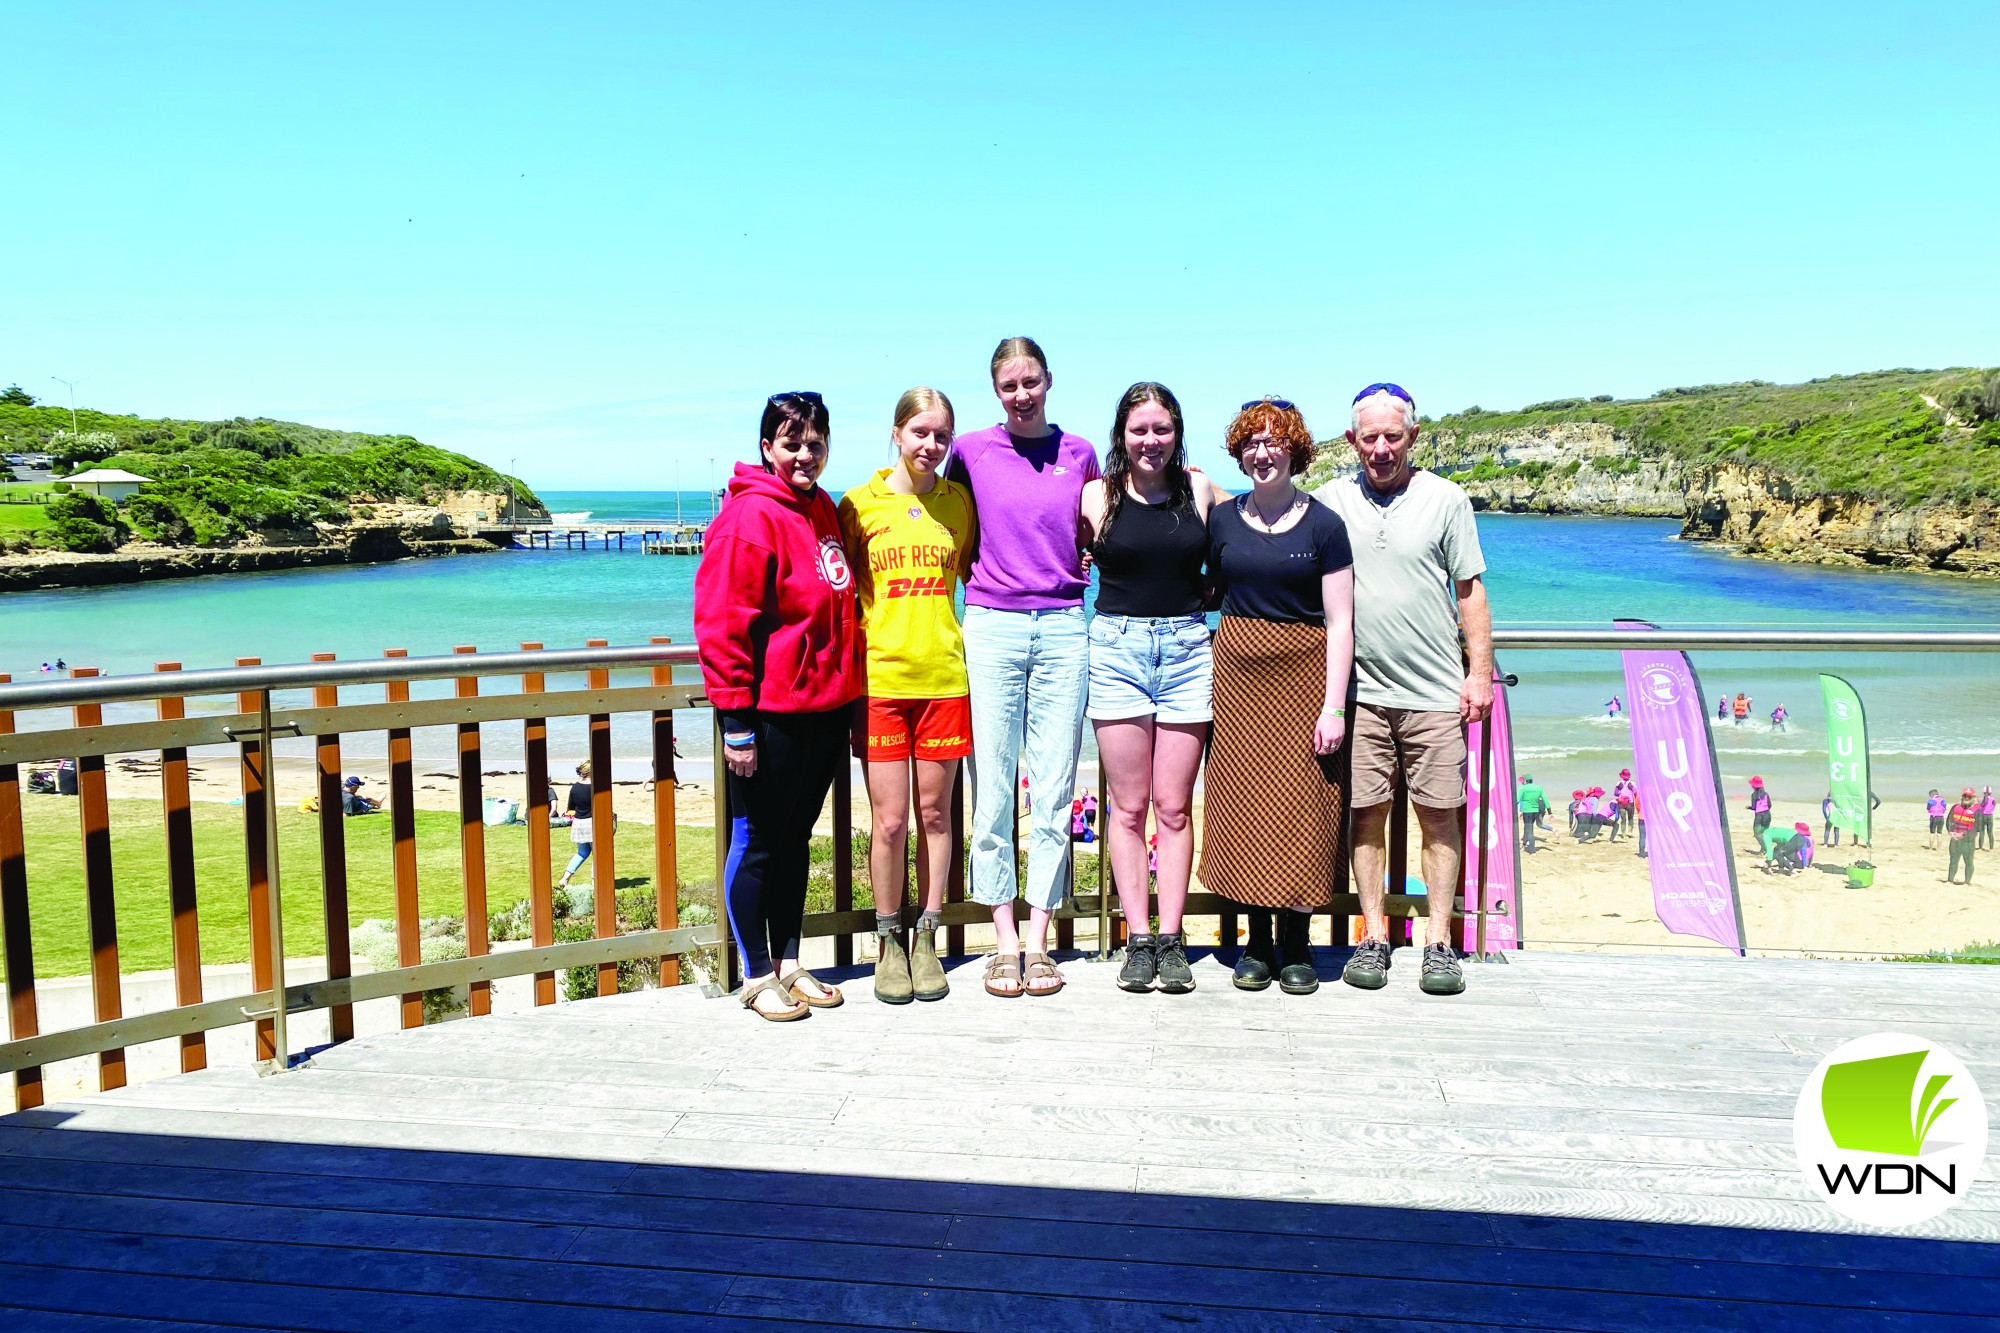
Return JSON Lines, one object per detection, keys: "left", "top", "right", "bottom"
{"left": 1094, "top": 493, "right": 1207, "bottom": 617}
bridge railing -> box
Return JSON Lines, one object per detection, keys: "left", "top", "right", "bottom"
{"left": 3, "top": 629, "right": 1996, "bottom": 1111}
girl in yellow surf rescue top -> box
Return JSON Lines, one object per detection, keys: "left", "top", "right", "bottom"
{"left": 836, "top": 387, "right": 977, "bottom": 1006}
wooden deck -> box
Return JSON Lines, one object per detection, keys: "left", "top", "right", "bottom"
{"left": 2, "top": 948, "right": 1997, "bottom": 1330}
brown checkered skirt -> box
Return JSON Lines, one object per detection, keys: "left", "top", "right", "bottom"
{"left": 1196, "top": 615, "right": 1346, "bottom": 908}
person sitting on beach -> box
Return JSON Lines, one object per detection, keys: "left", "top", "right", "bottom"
{"left": 1080, "top": 382, "right": 1228, "bottom": 997}
{"left": 1317, "top": 381, "right": 1491, "bottom": 998}
{"left": 837, "top": 385, "right": 974, "bottom": 1007}
{"left": 695, "top": 390, "right": 865, "bottom": 1022}
{"left": 340, "top": 775, "right": 381, "bottom": 816}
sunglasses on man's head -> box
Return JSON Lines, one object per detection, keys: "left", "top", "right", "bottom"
{"left": 1240, "top": 397, "right": 1296, "bottom": 411}
{"left": 768, "top": 391, "right": 824, "bottom": 406}
{"left": 1352, "top": 382, "right": 1414, "bottom": 406}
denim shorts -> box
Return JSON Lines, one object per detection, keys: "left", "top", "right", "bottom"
{"left": 1086, "top": 613, "right": 1213, "bottom": 723}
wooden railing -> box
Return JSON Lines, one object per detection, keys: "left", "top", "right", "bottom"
{"left": 7, "top": 629, "right": 1994, "bottom": 1111}
{"left": 0, "top": 638, "right": 1556, "bottom": 1111}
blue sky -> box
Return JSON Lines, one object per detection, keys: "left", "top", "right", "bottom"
{"left": 6, "top": 1, "right": 1997, "bottom": 490}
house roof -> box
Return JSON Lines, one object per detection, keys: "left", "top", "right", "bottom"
{"left": 62, "top": 469, "right": 152, "bottom": 484}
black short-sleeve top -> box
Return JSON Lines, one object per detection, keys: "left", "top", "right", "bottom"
{"left": 1208, "top": 495, "right": 1354, "bottom": 625}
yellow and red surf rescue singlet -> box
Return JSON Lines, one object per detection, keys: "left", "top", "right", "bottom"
{"left": 836, "top": 470, "right": 977, "bottom": 700}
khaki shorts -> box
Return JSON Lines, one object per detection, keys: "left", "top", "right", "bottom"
{"left": 1351, "top": 703, "right": 1467, "bottom": 808}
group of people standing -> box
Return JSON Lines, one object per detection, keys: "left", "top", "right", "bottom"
{"left": 693, "top": 337, "right": 1494, "bottom": 1022}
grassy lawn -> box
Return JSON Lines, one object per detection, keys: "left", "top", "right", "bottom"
{"left": 4, "top": 794, "right": 1099, "bottom": 980}
{"left": 0, "top": 502, "right": 47, "bottom": 534}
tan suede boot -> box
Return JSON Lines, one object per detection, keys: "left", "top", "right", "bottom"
{"left": 874, "top": 931, "right": 914, "bottom": 1005}
{"left": 910, "top": 925, "right": 949, "bottom": 1001}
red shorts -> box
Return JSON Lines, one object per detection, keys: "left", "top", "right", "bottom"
{"left": 854, "top": 695, "right": 972, "bottom": 763}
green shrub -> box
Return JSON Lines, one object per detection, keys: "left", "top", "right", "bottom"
{"left": 42, "top": 491, "right": 124, "bottom": 553}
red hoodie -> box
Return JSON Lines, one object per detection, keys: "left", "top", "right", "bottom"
{"left": 695, "top": 463, "right": 863, "bottom": 717}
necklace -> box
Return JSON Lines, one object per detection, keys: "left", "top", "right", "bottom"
{"left": 1242, "top": 489, "right": 1301, "bottom": 533}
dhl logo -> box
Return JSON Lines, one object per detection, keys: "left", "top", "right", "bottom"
{"left": 884, "top": 576, "right": 954, "bottom": 598}
{"left": 917, "top": 735, "right": 968, "bottom": 749}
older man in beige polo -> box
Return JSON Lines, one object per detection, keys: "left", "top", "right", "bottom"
{"left": 1314, "top": 382, "right": 1493, "bottom": 996}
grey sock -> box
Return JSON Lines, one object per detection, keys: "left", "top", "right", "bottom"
{"left": 875, "top": 913, "right": 901, "bottom": 936}
{"left": 916, "top": 910, "right": 942, "bottom": 935}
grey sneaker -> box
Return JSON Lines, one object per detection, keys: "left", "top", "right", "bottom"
{"left": 1419, "top": 942, "right": 1466, "bottom": 996}
{"left": 1154, "top": 933, "right": 1195, "bottom": 994}
{"left": 1342, "top": 938, "right": 1392, "bottom": 990}
{"left": 1118, "top": 936, "right": 1159, "bottom": 993}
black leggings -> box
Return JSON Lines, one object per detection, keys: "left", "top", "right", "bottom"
{"left": 724, "top": 707, "right": 846, "bottom": 980}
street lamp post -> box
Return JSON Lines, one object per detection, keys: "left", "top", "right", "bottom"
{"left": 49, "top": 376, "right": 82, "bottom": 436}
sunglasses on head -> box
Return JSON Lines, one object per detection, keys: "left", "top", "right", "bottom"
{"left": 1240, "top": 396, "right": 1296, "bottom": 411}
{"left": 1353, "top": 382, "right": 1414, "bottom": 406}
{"left": 767, "top": 390, "right": 824, "bottom": 407}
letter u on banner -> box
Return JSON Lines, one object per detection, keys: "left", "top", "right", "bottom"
{"left": 1614, "top": 620, "right": 1746, "bottom": 954}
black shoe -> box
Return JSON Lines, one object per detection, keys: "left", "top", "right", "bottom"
{"left": 1231, "top": 949, "right": 1273, "bottom": 991}
{"left": 1342, "top": 938, "right": 1392, "bottom": 990}
{"left": 1118, "top": 936, "right": 1158, "bottom": 993}
{"left": 1277, "top": 912, "right": 1319, "bottom": 994}
{"left": 1420, "top": 942, "right": 1466, "bottom": 996}
{"left": 1154, "top": 933, "right": 1195, "bottom": 994}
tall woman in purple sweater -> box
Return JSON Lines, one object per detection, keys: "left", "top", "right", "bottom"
{"left": 944, "top": 336, "right": 1099, "bottom": 998}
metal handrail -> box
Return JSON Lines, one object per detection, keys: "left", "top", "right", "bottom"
{"left": 0, "top": 643, "right": 701, "bottom": 711}
{"left": 1490, "top": 629, "right": 2000, "bottom": 652}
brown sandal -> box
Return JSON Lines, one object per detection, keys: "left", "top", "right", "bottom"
{"left": 983, "top": 953, "right": 1023, "bottom": 998}
{"left": 780, "top": 968, "right": 844, "bottom": 1009}
{"left": 1024, "top": 953, "right": 1065, "bottom": 997}
{"left": 741, "top": 975, "right": 809, "bottom": 1022}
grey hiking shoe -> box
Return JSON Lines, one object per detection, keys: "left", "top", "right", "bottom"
{"left": 1342, "top": 938, "right": 1392, "bottom": 990}
{"left": 1118, "top": 936, "right": 1159, "bottom": 992}
{"left": 1154, "top": 933, "right": 1195, "bottom": 994}
{"left": 1419, "top": 942, "right": 1466, "bottom": 996}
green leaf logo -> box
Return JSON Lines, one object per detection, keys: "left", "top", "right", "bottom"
{"left": 1820, "top": 1050, "right": 1959, "bottom": 1157}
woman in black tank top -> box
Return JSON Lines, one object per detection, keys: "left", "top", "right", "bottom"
{"left": 1079, "top": 383, "right": 1230, "bottom": 996}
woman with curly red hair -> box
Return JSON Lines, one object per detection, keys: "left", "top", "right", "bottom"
{"left": 1196, "top": 397, "right": 1355, "bottom": 995}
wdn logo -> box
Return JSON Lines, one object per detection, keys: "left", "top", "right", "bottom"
{"left": 1793, "top": 1034, "right": 1987, "bottom": 1226}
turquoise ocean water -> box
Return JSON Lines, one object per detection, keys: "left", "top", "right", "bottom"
{"left": 5, "top": 491, "right": 1997, "bottom": 801}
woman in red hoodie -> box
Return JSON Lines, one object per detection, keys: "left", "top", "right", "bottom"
{"left": 695, "top": 392, "right": 865, "bottom": 1021}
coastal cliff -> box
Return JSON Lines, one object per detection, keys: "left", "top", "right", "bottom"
{"left": 1682, "top": 464, "right": 2000, "bottom": 576}
{"left": 1338, "top": 368, "right": 2000, "bottom": 578}
{"left": 1, "top": 400, "right": 545, "bottom": 588}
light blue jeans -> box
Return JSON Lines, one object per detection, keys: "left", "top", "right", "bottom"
{"left": 963, "top": 605, "right": 1089, "bottom": 910}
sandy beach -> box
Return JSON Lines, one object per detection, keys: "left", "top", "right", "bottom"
{"left": 82, "top": 753, "right": 1999, "bottom": 961}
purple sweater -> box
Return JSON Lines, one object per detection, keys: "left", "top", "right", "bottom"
{"left": 944, "top": 424, "right": 1099, "bottom": 611}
